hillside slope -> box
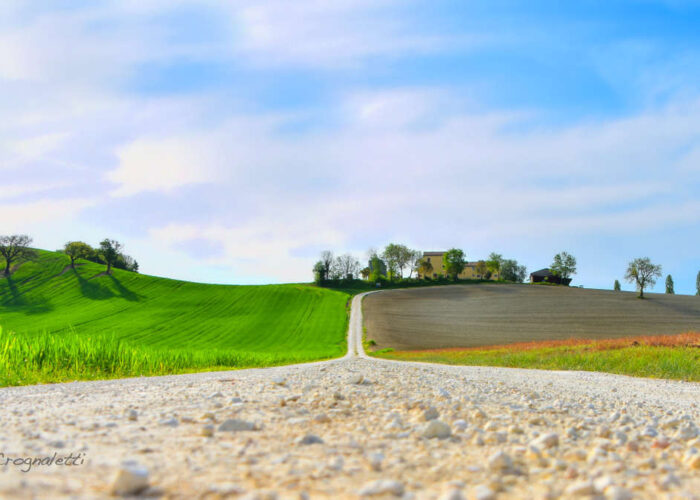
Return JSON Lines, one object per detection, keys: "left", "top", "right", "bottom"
{"left": 364, "top": 284, "right": 700, "bottom": 350}
{"left": 0, "top": 251, "right": 348, "bottom": 358}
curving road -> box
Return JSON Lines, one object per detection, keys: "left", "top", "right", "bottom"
{"left": 0, "top": 291, "right": 699, "bottom": 499}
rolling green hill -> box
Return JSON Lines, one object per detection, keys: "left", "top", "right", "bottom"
{"left": 0, "top": 250, "right": 349, "bottom": 385}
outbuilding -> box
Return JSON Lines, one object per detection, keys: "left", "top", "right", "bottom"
{"left": 529, "top": 268, "right": 572, "bottom": 286}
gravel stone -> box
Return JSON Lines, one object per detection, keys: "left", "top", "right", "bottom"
{"left": 358, "top": 479, "right": 404, "bottom": 496}
{"left": 218, "top": 418, "right": 256, "bottom": 432}
{"left": 297, "top": 434, "right": 324, "bottom": 445}
{"left": 111, "top": 462, "right": 149, "bottom": 496}
{"left": 422, "top": 420, "right": 451, "bottom": 439}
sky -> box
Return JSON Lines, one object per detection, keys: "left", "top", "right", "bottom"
{"left": 1, "top": 0, "right": 699, "bottom": 294}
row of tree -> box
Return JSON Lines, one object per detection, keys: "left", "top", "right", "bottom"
{"left": 617, "top": 258, "right": 700, "bottom": 298}
{"left": 62, "top": 239, "right": 139, "bottom": 273}
{"left": 0, "top": 234, "right": 138, "bottom": 277}
{"left": 312, "top": 245, "right": 529, "bottom": 285}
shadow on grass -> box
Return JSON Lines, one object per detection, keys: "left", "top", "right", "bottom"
{"left": 1, "top": 275, "right": 54, "bottom": 314}
{"left": 73, "top": 268, "right": 115, "bottom": 300}
{"left": 108, "top": 274, "right": 143, "bottom": 302}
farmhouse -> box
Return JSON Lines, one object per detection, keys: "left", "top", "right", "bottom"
{"left": 530, "top": 268, "right": 572, "bottom": 286}
{"left": 417, "top": 251, "right": 499, "bottom": 280}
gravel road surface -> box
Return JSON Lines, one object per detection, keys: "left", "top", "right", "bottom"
{"left": 1, "top": 293, "right": 698, "bottom": 499}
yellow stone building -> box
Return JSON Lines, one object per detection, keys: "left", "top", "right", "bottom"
{"left": 417, "top": 251, "right": 499, "bottom": 280}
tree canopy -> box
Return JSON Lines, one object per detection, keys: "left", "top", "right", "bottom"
{"left": 443, "top": 248, "right": 466, "bottom": 281}
{"left": 382, "top": 243, "right": 415, "bottom": 280}
{"left": 99, "top": 239, "right": 123, "bottom": 274}
{"left": 624, "top": 257, "right": 662, "bottom": 299}
{"left": 64, "top": 241, "right": 92, "bottom": 268}
{"left": 418, "top": 259, "right": 433, "bottom": 278}
{"left": 551, "top": 251, "right": 577, "bottom": 280}
{"left": 500, "top": 259, "right": 527, "bottom": 283}
{"left": 486, "top": 252, "right": 503, "bottom": 276}
{"left": 665, "top": 274, "right": 674, "bottom": 294}
{"left": 0, "top": 234, "right": 37, "bottom": 276}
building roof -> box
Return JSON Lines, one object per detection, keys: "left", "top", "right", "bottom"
{"left": 423, "top": 251, "right": 445, "bottom": 256}
{"left": 530, "top": 268, "right": 554, "bottom": 277}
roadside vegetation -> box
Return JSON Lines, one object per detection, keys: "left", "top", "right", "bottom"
{"left": 0, "top": 327, "right": 333, "bottom": 386}
{"left": 371, "top": 332, "right": 700, "bottom": 381}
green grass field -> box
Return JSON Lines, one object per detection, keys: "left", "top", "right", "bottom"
{"left": 0, "top": 250, "right": 350, "bottom": 386}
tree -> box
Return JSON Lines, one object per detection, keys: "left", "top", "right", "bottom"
{"left": 475, "top": 260, "right": 488, "bottom": 279}
{"left": 334, "top": 254, "right": 360, "bottom": 280}
{"left": 614, "top": 279, "right": 621, "bottom": 291}
{"left": 320, "top": 250, "right": 334, "bottom": 278}
{"left": 418, "top": 259, "right": 434, "bottom": 279}
{"left": 443, "top": 248, "right": 466, "bottom": 281}
{"left": 486, "top": 252, "right": 503, "bottom": 278}
{"left": 0, "top": 234, "right": 37, "bottom": 277}
{"left": 64, "top": 241, "right": 93, "bottom": 268}
{"left": 407, "top": 250, "right": 423, "bottom": 279}
{"left": 551, "top": 251, "right": 577, "bottom": 282}
{"left": 382, "top": 243, "right": 414, "bottom": 280}
{"left": 115, "top": 253, "right": 139, "bottom": 273}
{"left": 313, "top": 261, "right": 326, "bottom": 285}
{"left": 500, "top": 259, "right": 527, "bottom": 283}
{"left": 368, "top": 253, "right": 386, "bottom": 282}
{"left": 360, "top": 267, "right": 370, "bottom": 280}
{"left": 624, "top": 257, "right": 662, "bottom": 299}
{"left": 99, "top": 239, "right": 123, "bottom": 274}
{"left": 665, "top": 275, "right": 674, "bottom": 294}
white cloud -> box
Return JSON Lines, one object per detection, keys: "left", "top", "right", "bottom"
{"left": 109, "top": 136, "right": 222, "bottom": 197}
{"left": 0, "top": 197, "right": 97, "bottom": 233}
{"left": 228, "top": 0, "right": 463, "bottom": 69}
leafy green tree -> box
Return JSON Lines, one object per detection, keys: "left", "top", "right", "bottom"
{"left": 475, "top": 260, "right": 488, "bottom": 279}
{"left": 418, "top": 259, "right": 434, "bottom": 279}
{"left": 99, "top": 239, "right": 123, "bottom": 274}
{"left": 0, "top": 234, "right": 37, "bottom": 276}
{"left": 114, "top": 253, "right": 139, "bottom": 273}
{"left": 665, "top": 274, "right": 674, "bottom": 294}
{"left": 486, "top": 252, "right": 503, "bottom": 278}
{"left": 501, "top": 259, "right": 527, "bottom": 282}
{"left": 368, "top": 253, "right": 386, "bottom": 282}
{"left": 551, "top": 251, "right": 577, "bottom": 282}
{"left": 382, "top": 243, "right": 415, "bottom": 279}
{"left": 64, "top": 241, "right": 93, "bottom": 268}
{"left": 443, "top": 248, "right": 466, "bottom": 281}
{"left": 360, "top": 267, "right": 370, "bottom": 280}
{"left": 313, "top": 261, "right": 326, "bottom": 285}
{"left": 624, "top": 257, "right": 662, "bottom": 299}
{"left": 614, "top": 279, "right": 621, "bottom": 291}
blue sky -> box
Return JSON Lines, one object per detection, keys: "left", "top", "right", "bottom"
{"left": 1, "top": 0, "right": 699, "bottom": 293}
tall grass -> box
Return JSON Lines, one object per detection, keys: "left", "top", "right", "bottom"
{"left": 0, "top": 327, "right": 332, "bottom": 387}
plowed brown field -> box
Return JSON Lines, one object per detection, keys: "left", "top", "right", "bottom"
{"left": 363, "top": 284, "right": 700, "bottom": 350}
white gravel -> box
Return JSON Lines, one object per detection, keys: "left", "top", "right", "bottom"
{"left": 0, "top": 292, "right": 698, "bottom": 498}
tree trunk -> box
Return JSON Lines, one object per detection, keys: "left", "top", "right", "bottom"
{"left": 4, "top": 259, "right": 10, "bottom": 276}
{"left": 107, "top": 262, "right": 111, "bottom": 274}
{"left": 70, "top": 256, "right": 75, "bottom": 268}
{"left": 639, "top": 287, "right": 644, "bottom": 299}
